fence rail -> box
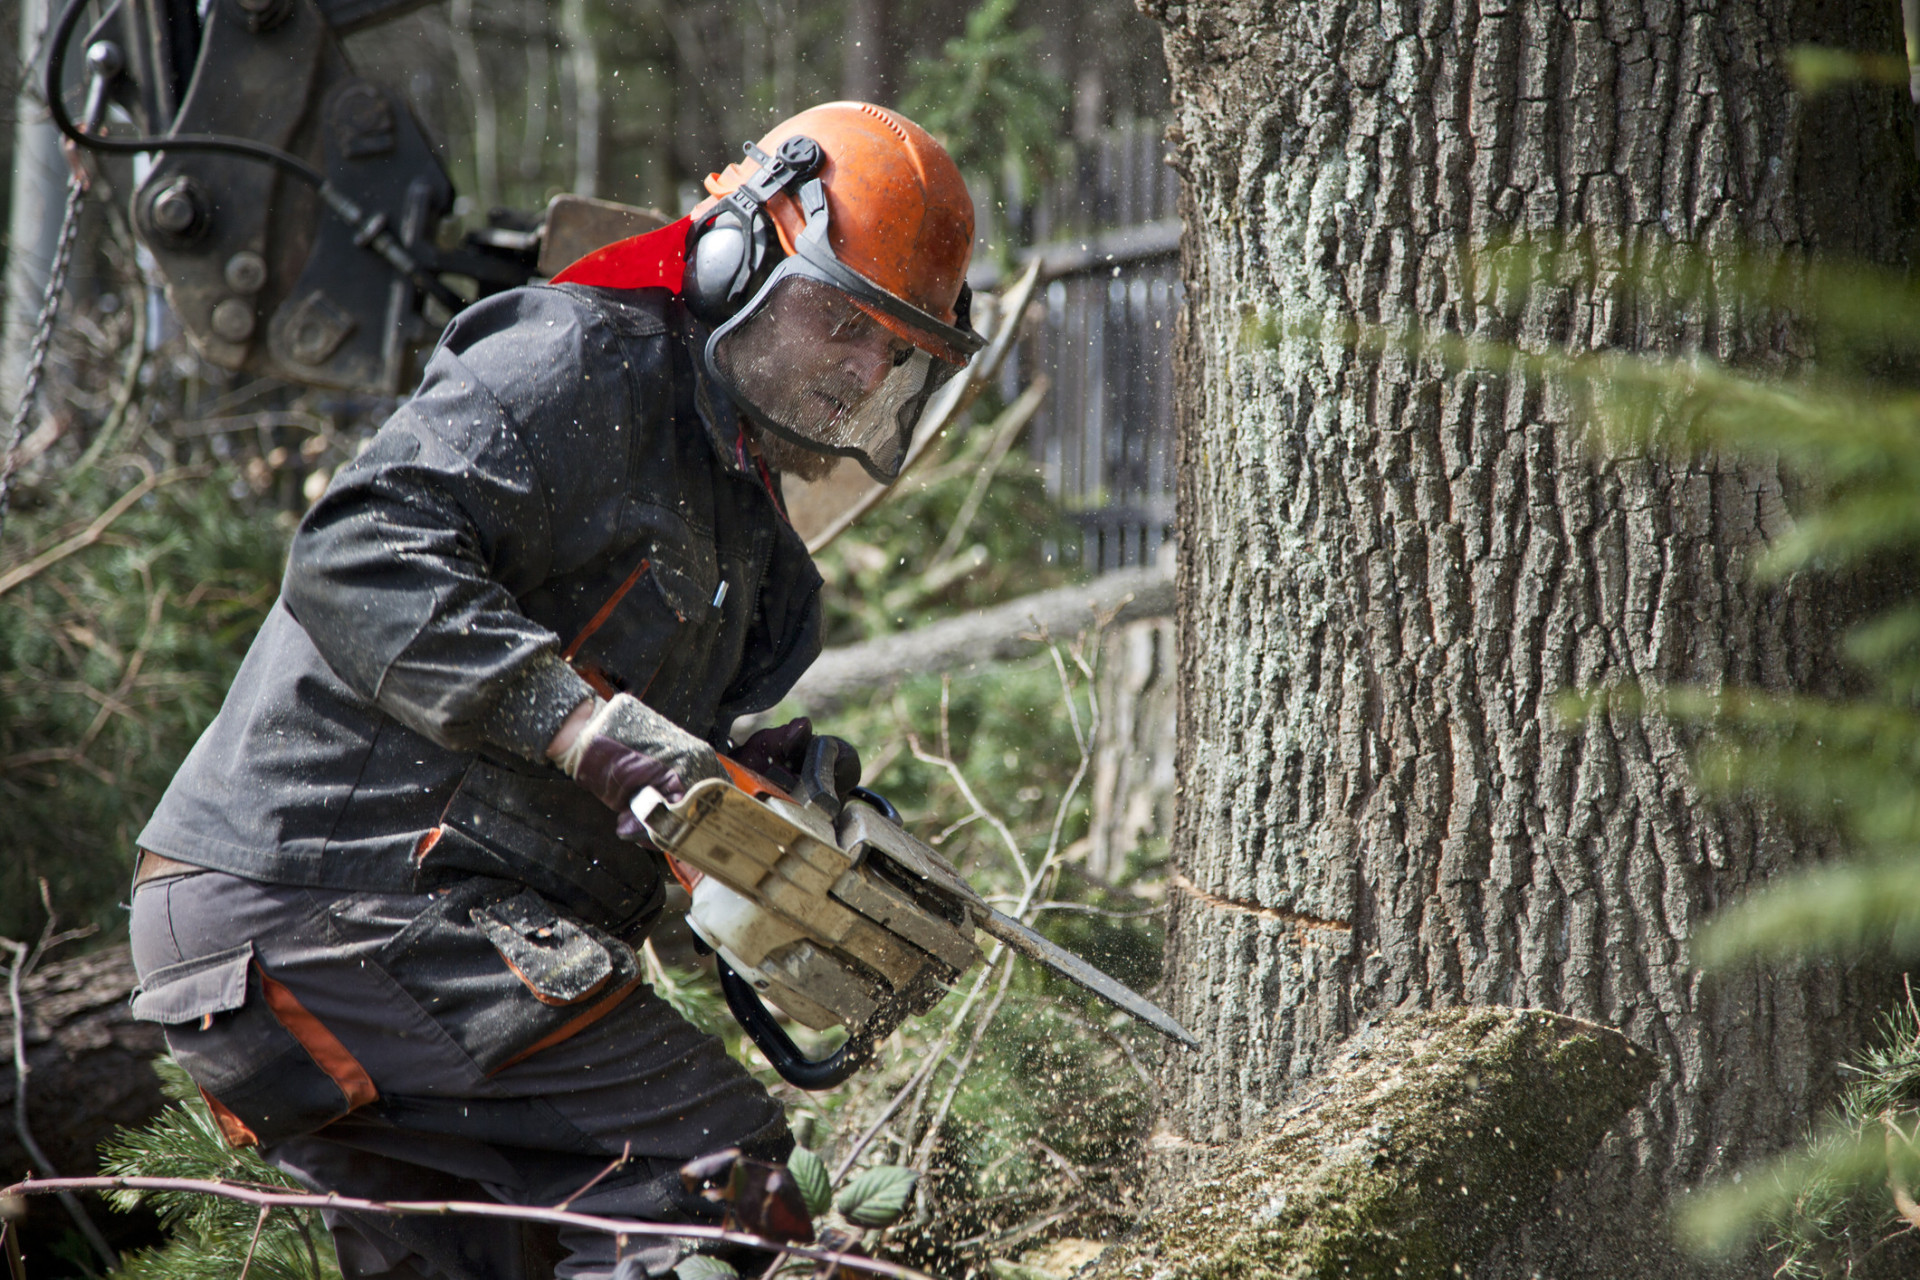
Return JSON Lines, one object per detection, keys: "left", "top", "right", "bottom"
{"left": 984, "top": 119, "right": 1182, "bottom": 572}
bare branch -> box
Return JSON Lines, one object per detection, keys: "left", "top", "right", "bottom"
{"left": 2, "top": 1178, "right": 931, "bottom": 1280}
{"left": 0, "top": 466, "right": 210, "bottom": 597}
{"left": 911, "top": 955, "right": 1018, "bottom": 1171}
{"left": 237, "top": 1205, "right": 270, "bottom": 1280}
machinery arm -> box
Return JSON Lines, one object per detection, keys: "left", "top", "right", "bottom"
{"left": 51, "top": 0, "right": 541, "bottom": 394}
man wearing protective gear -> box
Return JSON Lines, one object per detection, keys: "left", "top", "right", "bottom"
{"left": 125, "top": 101, "right": 980, "bottom": 1280}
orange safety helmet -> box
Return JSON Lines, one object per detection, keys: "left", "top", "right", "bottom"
{"left": 696, "top": 102, "right": 977, "bottom": 359}
{"left": 554, "top": 102, "right": 983, "bottom": 483}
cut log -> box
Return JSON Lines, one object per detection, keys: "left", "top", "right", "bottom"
{"left": 1, "top": 942, "right": 162, "bottom": 1182}
{"left": 1092, "top": 1008, "right": 1655, "bottom": 1279}
{"left": 780, "top": 563, "right": 1175, "bottom": 717}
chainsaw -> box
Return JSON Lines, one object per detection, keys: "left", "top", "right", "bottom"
{"left": 629, "top": 738, "right": 1198, "bottom": 1089}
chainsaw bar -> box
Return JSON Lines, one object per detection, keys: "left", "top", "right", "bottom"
{"left": 637, "top": 777, "right": 1201, "bottom": 1055}
{"left": 974, "top": 908, "right": 1200, "bottom": 1050}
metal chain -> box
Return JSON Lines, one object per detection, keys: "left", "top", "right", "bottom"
{"left": 0, "top": 169, "right": 88, "bottom": 548}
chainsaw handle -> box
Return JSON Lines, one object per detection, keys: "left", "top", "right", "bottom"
{"left": 847, "top": 786, "right": 899, "bottom": 822}
{"left": 716, "top": 958, "right": 877, "bottom": 1090}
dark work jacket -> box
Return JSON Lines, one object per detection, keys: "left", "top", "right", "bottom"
{"left": 136, "top": 286, "right": 824, "bottom": 935}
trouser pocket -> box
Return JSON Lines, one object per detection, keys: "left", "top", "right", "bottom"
{"left": 359, "top": 880, "right": 642, "bottom": 1074}
{"left": 130, "top": 941, "right": 377, "bottom": 1148}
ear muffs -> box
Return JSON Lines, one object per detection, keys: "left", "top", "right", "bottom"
{"left": 684, "top": 200, "right": 782, "bottom": 327}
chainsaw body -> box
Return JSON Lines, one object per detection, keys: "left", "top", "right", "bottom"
{"left": 631, "top": 769, "right": 1198, "bottom": 1089}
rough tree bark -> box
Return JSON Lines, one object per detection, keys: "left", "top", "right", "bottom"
{"left": 1146, "top": 1, "right": 1917, "bottom": 1275}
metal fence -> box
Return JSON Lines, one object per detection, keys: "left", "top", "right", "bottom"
{"left": 994, "top": 119, "right": 1183, "bottom": 571}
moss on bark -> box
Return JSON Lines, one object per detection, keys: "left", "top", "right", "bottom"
{"left": 1092, "top": 1008, "right": 1655, "bottom": 1280}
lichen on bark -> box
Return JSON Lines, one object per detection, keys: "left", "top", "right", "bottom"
{"left": 1094, "top": 1008, "right": 1654, "bottom": 1280}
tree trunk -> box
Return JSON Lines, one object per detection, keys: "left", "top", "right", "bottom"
{"left": 560, "top": 0, "right": 601, "bottom": 200}
{"left": 839, "top": 0, "right": 894, "bottom": 107}
{"left": 1148, "top": 2, "right": 1918, "bottom": 1275}
{"left": 3, "top": 0, "right": 66, "bottom": 414}
{"left": 1089, "top": 616, "right": 1178, "bottom": 885}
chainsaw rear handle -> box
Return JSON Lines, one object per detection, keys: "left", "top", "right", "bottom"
{"left": 716, "top": 957, "right": 880, "bottom": 1090}
{"left": 848, "top": 785, "right": 899, "bottom": 822}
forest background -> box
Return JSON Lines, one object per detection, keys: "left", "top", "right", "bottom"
{"left": 0, "top": 0, "right": 1188, "bottom": 1276}
{"left": 19, "top": 1, "right": 1920, "bottom": 1279}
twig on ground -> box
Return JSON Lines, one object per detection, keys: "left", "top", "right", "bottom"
{"left": 2, "top": 1178, "right": 932, "bottom": 1280}
{"left": 4, "top": 882, "right": 117, "bottom": 1270}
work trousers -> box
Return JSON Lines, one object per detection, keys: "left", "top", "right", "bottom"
{"left": 127, "top": 870, "right": 789, "bottom": 1280}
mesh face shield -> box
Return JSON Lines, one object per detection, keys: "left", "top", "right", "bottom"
{"left": 699, "top": 171, "right": 984, "bottom": 484}
{"left": 708, "top": 267, "right": 961, "bottom": 482}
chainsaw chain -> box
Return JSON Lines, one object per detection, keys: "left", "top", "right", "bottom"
{"left": 0, "top": 168, "right": 87, "bottom": 550}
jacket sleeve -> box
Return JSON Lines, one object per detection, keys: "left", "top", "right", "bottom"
{"left": 281, "top": 288, "right": 631, "bottom": 761}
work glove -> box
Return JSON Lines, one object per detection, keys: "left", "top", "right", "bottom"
{"left": 555, "top": 693, "right": 725, "bottom": 843}
{"left": 728, "top": 718, "right": 861, "bottom": 817}
{"left": 729, "top": 717, "right": 814, "bottom": 786}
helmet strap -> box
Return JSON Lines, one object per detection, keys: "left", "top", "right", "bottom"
{"left": 685, "top": 136, "right": 824, "bottom": 326}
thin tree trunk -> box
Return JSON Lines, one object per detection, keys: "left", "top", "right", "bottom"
{"left": 4, "top": 0, "right": 67, "bottom": 415}
{"left": 839, "top": 0, "right": 892, "bottom": 106}
{"left": 1148, "top": 2, "right": 1919, "bottom": 1275}
{"left": 521, "top": 43, "right": 550, "bottom": 184}
{"left": 449, "top": 0, "right": 499, "bottom": 214}
{"left": 560, "top": 0, "right": 600, "bottom": 199}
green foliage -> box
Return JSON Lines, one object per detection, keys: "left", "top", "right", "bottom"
{"left": 98, "top": 1059, "right": 338, "bottom": 1280}
{"left": 0, "top": 462, "right": 288, "bottom": 941}
{"left": 833, "top": 1166, "right": 918, "bottom": 1229}
{"left": 1785, "top": 45, "right": 1910, "bottom": 96}
{"left": 810, "top": 395, "right": 1081, "bottom": 649}
{"left": 1676, "top": 996, "right": 1920, "bottom": 1277}
{"left": 899, "top": 0, "right": 1069, "bottom": 200}
{"left": 777, "top": 644, "right": 1162, "bottom": 1268}
{"left": 786, "top": 1147, "right": 832, "bottom": 1218}
{"left": 671, "top": 1257, "right": 739, "bottom": 1280}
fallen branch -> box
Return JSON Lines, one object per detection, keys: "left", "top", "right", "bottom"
{"left": 777, "top": 563, "right": 1172, "bottom": 717}
{"left": 927, "top": 375, "right": 1050, "bottom": 569}
{"left": 2, "top": 1177, "right": 932, "bottom": 1280}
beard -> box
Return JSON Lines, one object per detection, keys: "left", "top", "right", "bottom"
{"left": 751, "top": 425, "right": 842, "bottom": 483}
